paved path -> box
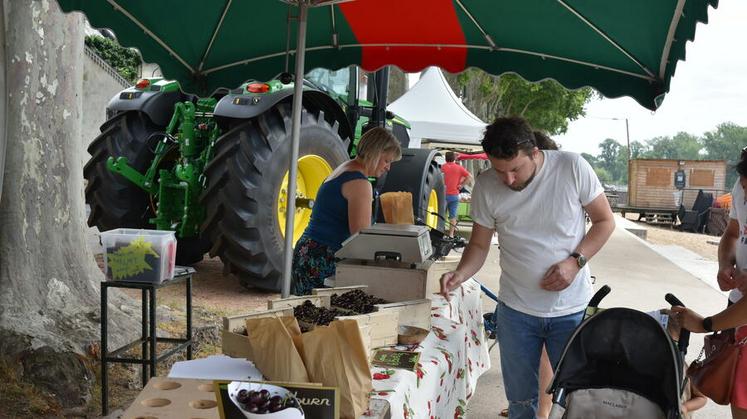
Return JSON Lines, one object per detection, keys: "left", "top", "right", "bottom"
{"left": 465, "top": 215, "right": 732, "bottom": 418}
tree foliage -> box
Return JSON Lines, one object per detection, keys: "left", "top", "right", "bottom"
{"left": 84, "top": 35, "right": 142, "bottom": 83}
{"left": 596, "top": 138, "right": 629, "bottom": 184}
{"left": 443, "top": 69, "right": 593, "bottom": 135}
{"left": 386, "top": 66, "right": 408, "bottom": 104}
{"left": 702, "top": 123, "right": 747, "bottom": 187}
{"left": 638, "top": 132, "right": 702, "bottom": 160}
{"left": 593, "top": 167, "right": 612, "bottom": 184}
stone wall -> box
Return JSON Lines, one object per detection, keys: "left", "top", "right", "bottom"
{"left": 81, "top": 46, "right": 130, "bottom": 166}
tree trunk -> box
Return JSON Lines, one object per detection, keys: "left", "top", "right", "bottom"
{"left": 0, "top": 0, "right": 138, "bottom": 411}
{"left": 387, "top": 66, "right": 407, "bottom": 104}
{"left": 0, "top": 0, "right": 6, "bottom": 201}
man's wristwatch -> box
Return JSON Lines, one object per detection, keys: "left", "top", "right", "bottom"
{"left": 570, "top": 252, "right": 587, "bottom": 269}
{"left": 702, "top": 316, "right": 714, "bottom": 332}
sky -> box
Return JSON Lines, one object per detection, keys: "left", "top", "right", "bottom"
{"left": 555, "top": 1, "right": 747, "bottom": 155}
{"left": 406, "top": 1, "right": 746, "bottom": 156}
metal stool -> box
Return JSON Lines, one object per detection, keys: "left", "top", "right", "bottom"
{"left": 100, "top": 266, "right": 195, "bottom": 415}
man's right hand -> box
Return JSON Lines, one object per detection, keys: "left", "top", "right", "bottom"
{"left": 717, "top": 265, "right": 738, "bottom": 291}
{"left": 440, "top": 271, "right": 465, "bottom": 301}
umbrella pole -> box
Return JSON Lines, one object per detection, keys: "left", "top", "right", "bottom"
{"left": 281, "top": 0, "right": 309, "bottom": 298}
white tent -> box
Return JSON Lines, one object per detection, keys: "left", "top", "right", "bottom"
{"left": 388, "top": 67, "right": 486, "bottom": 146}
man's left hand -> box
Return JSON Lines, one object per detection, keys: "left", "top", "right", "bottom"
{"left": 540, "top": 258, "right": 579, "bottom": 291}
{"left": 735, "top": 268, "right": 747, "bottom": 294}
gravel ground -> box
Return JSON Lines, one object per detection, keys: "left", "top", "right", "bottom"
{"left": 622, "top": 214, "right": 720, "bottom": 261}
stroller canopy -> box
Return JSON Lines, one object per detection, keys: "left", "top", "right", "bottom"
{"left": 551, "top": 308, "right": 683, "bottom": 415}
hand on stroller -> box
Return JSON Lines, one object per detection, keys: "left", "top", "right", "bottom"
{"left": 540, "top": 258, "right": 579, "bottom": 291}
{"left": 440, "top": 271, "right": 466, "bottom": 301}
{"left": 669, "top": 306, "right": 706, "bottom": 333}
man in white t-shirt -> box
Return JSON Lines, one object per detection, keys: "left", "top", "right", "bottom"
{"left": 439, "top": 117, "right": 615, "bottom": 419}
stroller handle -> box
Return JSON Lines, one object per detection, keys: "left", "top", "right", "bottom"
{"left": 664, "top": 293, "right": 684, "bottom": 307}
{"left": 588, "top": 285, "right": 611, "bottom": 308}
{"left": 665, "top": 293, "right": 690, "bottom": 355}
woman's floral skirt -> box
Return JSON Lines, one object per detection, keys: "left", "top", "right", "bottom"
{"left": 291, "top": 236, "right": 337, "bottom": 295}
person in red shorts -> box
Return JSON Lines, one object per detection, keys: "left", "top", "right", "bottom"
{"left": 441, "top": 151, "right": 473, "bottom": 237}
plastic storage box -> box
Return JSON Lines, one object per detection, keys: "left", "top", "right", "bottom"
{"left": 100, "top": 228, "right": 177, "bottom": 283}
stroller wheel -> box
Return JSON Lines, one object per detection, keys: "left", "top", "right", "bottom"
{"left": 483, "top": 312, "right": 498, "bottom": 350}
{"left": 483, "top": 312, "right": 497, "bottom": 335}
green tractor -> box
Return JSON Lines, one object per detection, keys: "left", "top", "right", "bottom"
{"left": 84, "top": 66, "right": 446, "bottom": 291}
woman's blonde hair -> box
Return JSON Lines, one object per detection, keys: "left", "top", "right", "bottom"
{"left": 355, "top": 127, "right": 402, "bottom": 172}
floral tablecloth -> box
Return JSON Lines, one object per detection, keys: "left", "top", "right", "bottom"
{"left": 365, "top": 279, "right": 490, "bottom": 419}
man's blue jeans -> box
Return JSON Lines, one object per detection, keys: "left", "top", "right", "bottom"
{"left": 495, "top": 300, "right": 584, "bottom": 419}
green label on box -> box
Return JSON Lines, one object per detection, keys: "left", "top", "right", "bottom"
{"left": 108, "top": 237, "right": 159, "bottom": 280}
{"left": 371, "top": 349, "right": 420, "bottom": 371}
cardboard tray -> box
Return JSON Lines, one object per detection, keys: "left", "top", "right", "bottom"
{"left": 122, "top": 377, "right": 219, "bottom": 419}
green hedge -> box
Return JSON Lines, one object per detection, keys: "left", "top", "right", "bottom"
{"left": 85, "top": 35, "right": 142, "bottom": 83}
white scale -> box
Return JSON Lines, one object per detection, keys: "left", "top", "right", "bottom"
{"left": 335, "top": 223, "right": 433, "bottom": 264}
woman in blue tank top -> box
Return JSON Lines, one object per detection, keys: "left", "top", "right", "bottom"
{"left": 291, "top": 127, "right": 402, "bottom": 295}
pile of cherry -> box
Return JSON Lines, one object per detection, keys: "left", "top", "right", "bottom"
{"left": 235, "top": 388, "right": 300, "bottom": 414}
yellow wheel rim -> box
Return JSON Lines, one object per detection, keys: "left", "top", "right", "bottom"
{"left": 278, "top": 155, "right": 333, "bottom": 244}
{"left": 425, "top": 189, "right": 439, "bottom": 229}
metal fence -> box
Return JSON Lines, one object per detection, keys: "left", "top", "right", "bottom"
{"left": 84, "top": 46, "right": 131, "bottom": 88}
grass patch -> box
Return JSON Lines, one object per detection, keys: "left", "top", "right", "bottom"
{"left": 0, "top": 358, "right": 61, "bottom": 417}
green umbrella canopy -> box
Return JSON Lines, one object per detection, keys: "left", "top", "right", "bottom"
{"left": 59, "top": 0, "right": 718, "bottom": 111}
{"left": 55, "top": 0, "right": 720, "bottom": 297}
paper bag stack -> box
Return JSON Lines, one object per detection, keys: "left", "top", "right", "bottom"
{"left": 380, "top": 191, "right": 414, "bottom": 224}
{"left": 245, "top": 316, "right": 372, "bottom": 418}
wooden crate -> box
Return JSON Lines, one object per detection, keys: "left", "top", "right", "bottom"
{"left": 221, "top": 307, "right": 293, "bottom": 359}
{"left": 336, "top": 257, "right": 459, "bottom": 302}
{"left": 357, "top": 324, "right": 372, "bottom": 359}
{"left": 426, "top": 255, "right": 461, "bottom": 296}
{"left": 267, "top": 294, "right": 330, "bottom": 310}
{"left": 311, "top": 285, "right": 368, "bottom": 298}
{"left": 336, "top": 310, "right": 399, "bottom": 349}
{"left": 222, "top": 293, "right": 397, "bottom": 359}
{"left": 374, "top": 299, "right": 431, "bottom": 330}
{"left": 335, "top": 261, "right": 429, "bottom": 302}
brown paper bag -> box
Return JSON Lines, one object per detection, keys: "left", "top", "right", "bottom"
{"left": 301, "top": 320, "right": 373, "bottom": 419}
{"left": 380, "top": 191, "right": 414, "bottom": 224}
{"left": 245, "top": 316, "right": 310, "bottom": 383}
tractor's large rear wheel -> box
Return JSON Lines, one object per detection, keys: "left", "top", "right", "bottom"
{"left": 377, "top": 148, "right": 446, "bottom": 230}
{"left": 201, "top": 104, "right": 349, "bottom": 291}
{"left": 84, "top": 111, "right": 157, "bottom": 230}
{"left": 83, "top": 110, "right": 210, "bottom": 265}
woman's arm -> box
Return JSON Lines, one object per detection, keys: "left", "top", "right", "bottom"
{"left": 717, "top": 218, "right": 740, "bottom": 291}
{"left": 682, "top": 393, "right": 707, "bottom": 413}
{"left": 342, "top": 178, "right": 373, "bottom": 235}
{"left": 672, "top": 295, "right": 747, "bottom": 332}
